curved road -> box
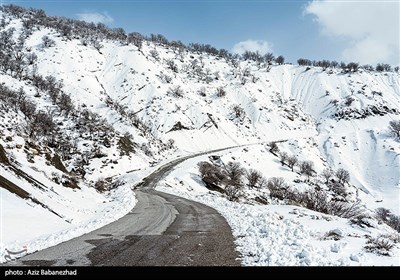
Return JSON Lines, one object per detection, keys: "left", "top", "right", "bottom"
{"left": 9, "top": 149, "right": 241, "bottom": 266}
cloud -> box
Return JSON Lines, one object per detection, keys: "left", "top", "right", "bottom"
{"left": 77, "top": 12, "right": 114, "bottom": 24}
{"left": 232, "top": 40, "right": 273, "bottom": 55}
{"left": 305, "top": 0, "right": 399, "bottom": 65}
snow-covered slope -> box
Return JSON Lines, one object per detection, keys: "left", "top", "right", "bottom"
{"left": 156, "top": 147, "right": 400, "bottom": 265}
{"left": 0, "top": 6, "right": 399, "bottom": 265}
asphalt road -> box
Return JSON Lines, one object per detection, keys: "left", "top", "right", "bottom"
{"left": 8, "top": 149, "right": 241, "bottom": 266}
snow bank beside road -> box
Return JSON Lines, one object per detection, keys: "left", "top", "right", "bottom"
{"left": 0, "top": 183, "right": 136, "bottom": 263}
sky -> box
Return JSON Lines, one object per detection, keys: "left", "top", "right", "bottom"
{"left": 1, "top": 0, "right": 399, "bottom": 66}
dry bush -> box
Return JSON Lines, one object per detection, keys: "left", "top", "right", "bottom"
{"left": 95, "top": 179, "right": 108, "bottom": 193}
{"left": 216, "top": 87, "right": 226, "bottom": 97}
{"left": 167, "top": 85, "right": 184, "bottom": 98}
{"left": 267, "top": 177, "right": 288, "bottom": 200}
{"left": 225, "top": 185, "right": 241, "bottom": 201}
{"left": 198, "top": 161, "right": 226, "bottom": 188}
{"left": 365, "top": 235, "right": 395, "bottom": 256}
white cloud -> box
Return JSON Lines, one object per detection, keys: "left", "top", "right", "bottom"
{"left": 77, "top": 11, "right": 114, "bottom": 24}
{"left": 232, "top": 40, "right": 273, "bottom": 55}
{"left": 305, "top": 0, "right": 399, "bottom": 65}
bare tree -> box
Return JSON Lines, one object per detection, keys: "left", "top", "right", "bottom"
{"left": 287, "top": 155, "right": 298, "bottom": 172}
{"left": 225, "top": 161, "right": 245, "bottom": 188}
{"left": 91, "top": 38, "right": 103, "bottom": 53}
{"left": 20, "top": 99, "right": 36, "bottom": 120}
{"left": 300, "top": 161, "right": 314, "bottom": 181}
{"left": 264, "top": 52, "right": 275, "bottom": 65}
{"left": 275, "top": 55, "right": 285, "bottom": 65}
{"left": 321, "top": 168, "right": 334, "bottom": 184}
{"left": 29, "top": 111, "right": 56, "bottom": 139}
{"left": 279, "top": 151, "right": 288, "bottom": 166}
{"left": 389, "top": 120, "right": 400, "bottom": 138}
{"left": 267, "top": 177, "right": 288, "bottom": 200}
{"left": 127, "top": 32, "right": 143, "bottom": 50}
{"left": 58, "top": 93, "right": 73, "bottom": 116}
{"left": 336, "top": 168, "right": 350, "bottom": 185}
{"left": 376, "top": 63, "right": 392, "bottom": 72}
{"left": 26, "top": 52, "right": 37, "bottom": 65}
{"left": 298, "top": 58, "right": 312, "bottom": 66}
{"left": 347, "top": 62, "right": 359, "bottom": 72}
{"left": 165, "top": 59, "right": 178, "bottom": 73}
{"left": 268, "top": 141, "right": 279, "bottom": 155}
{"left": 246, "top": 169, "right": 263, "bottom": 188}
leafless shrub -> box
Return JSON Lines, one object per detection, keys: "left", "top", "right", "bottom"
{"left": 167, "top": 85, "right": 184, "bottom": 98}
{"left": 198, "top": 161, "right": 227, "bottom": 188}
{"left": 58, "top": 93, "right": 73, "bottom": 116}
{"left": 267, "top": 141, "right": 279, "bottom": 155}
{"left": 287, "top": 155, "right": 298, "bottom": 171}
{"left": 389, "top": 120, "right": 400, "bottom": 139}
{"left": 293, "top": 189, "right": 364, "bottom": 218}
{"left": 279, "top": 151, "right": 288, "bottom": 166}
{"left": 165, "top": 59, "right": 178, "bottom": 73}
{"left": 330, "top": 201, "right": 364, "bottom": 218}
{"left": 149, "top": 49, "right": 160, "bottom": 61}
{"left": 376, "top": 207, "right": 391, "bottom": 221}
{"left": 329, "top": 181, "right": 347, "bottom": 197}
{"left": 267, "top": 177, "right": 288, "bottom": 200}
{"left": 225, "top": 184, "right": 241, "bottom": 201}
{"left": 140, "top": 143, "right": 152, "bottom": 156}
{"left": 321, "top": 168, "right": 334, "bottom": 184}
{"left": 216, "top": 86, "right": 226, "bottom": 97}
{"left": 323, "top": 230, "right": 343, "bottom": 241}
{"left": 344, "top": 96, "right": 354, "bottom": 106}
{"left": 365, "top": 235, "right": 395, "bottom": 256}
{"left": 159, "top": 72, "right": 172, "bottom": 83}
{"left": 232, "top": 104, "right": 245, "bottom": 119}
{"left": 41, "top": 35, "right": 55, "bottom": 48}
{"left": 299, "top": 190, "right": 330, "bottom": 214}
{"left": 197, "top": 87, "right": 206, "bottom": 97}
{"left": 95, "top": 178, "right": 108, "bottom": 193}
{"left": 376, "top": 208, "right": 400, "bottom": 233}
{"left": 20, "top": 99, "right": 36, "bottom": 119}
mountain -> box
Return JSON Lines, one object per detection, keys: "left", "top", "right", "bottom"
{"left": 0, "top": 5, "right": 399, "bottom": 265}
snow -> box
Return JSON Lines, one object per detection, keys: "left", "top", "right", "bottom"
{"left": 0, "top": 176, "right": 136, "bottom": 263}
{"left": 156, "top": 146, "right": 400, "bottom": 266}
{"left": 0, "top": 13, "right": 399, "bottom": 265}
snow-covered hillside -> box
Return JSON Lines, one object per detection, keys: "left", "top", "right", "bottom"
{"left": 156, "top": 146, "right": 400, "bottom": 265}
{"left": 0, "top": 5, "right": 399, "bottom": 265}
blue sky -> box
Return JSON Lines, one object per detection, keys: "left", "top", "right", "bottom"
{"left": 3, "top": 0, "right": 399, "bottom": 65}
